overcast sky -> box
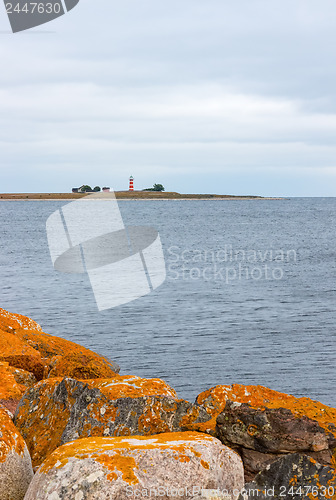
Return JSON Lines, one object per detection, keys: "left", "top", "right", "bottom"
{"left": 1, "top": 0, "right": 336, "bottom": 196}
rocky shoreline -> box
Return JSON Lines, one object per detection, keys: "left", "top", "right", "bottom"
{"left": 0, "top": 307, "right": 335, "bottom": 499}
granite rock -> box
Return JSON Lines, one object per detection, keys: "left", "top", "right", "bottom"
{"left": 24, "top": 432, "right": 244, "bottom": 500}
{"left": 15, "top": 377, "right": 211, "bottom": 467}
{"left": 0, "top": 406, "right": 33, "bottom": 499}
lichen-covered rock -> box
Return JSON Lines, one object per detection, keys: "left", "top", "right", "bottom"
{"left": 217, "top": 401, "right": 336, "bottom": 454}
{"left": 238, "top": 454, "right": 336, "bottom": 500}
{"left": 194, "top": 384, "right": 336, "bottom": 479}
{"left": 0, "top": 307, "right": 42, "bottom": 333}
{"left": 0, "top": 362, "right": 29, "bottom": 415}
{"left": 0, "top": 362, "right": 25, "bottom": 400}
{"left": 0, "top": 406, "right": 33, "bottom": 499}
{"left": 47, "top": 352, "right": 119, "bottom": 379}
{"left": 9, "top": 366, "right": 37, "bottom": 390}
{"left": 15, "top": 377, "right": 211, "bottom": 468}
{"left": 84, "top": 375, "right": 178, "bottom": 400}
{"left": 0, "top": 362, "right": 37, "bottom": 402}
{"left": 14, "top": 327, "right": 120, "bottom": 379}
{"left": 24, "top": 432, "right": 244, "bottom": 500}
{"left": 216, "top": 401, "right": 336, "bottom": 480}
{"left": 0, "top": 307, "right": 120, "bottom": 379}
{"left": 196, "top": 384, "right": 336, "bottom": 435}
{"left": 0, "top": 330, "right": 45, "bottom": 380}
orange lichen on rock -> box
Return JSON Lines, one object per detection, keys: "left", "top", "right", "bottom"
{"left": 26, "top": 432, "right": 244, "bottom": 499}
{"left": 47, "top": 352, "right": 119, "bottom": 379}
{"left": 14, "top": 378, "right": 70, "bottom": 467}
{"left": 182, "top": 414, "right": 218, "bottom": 436}
{"left": 0, "top": 362, "right": 25, "bottom": 400}
{"left": 0, "top": 329, "right": 45, "bottom": 379}
{"left": 138, "top": 398, "right": 171, "bottom": 435}
{"left": 0, "top": 307, "right": 42, "bottom": 333}
{"left": 243, "top": 454, "right": 336, "bottom": 500}
{"left": 0, "top": 307, "right": 119, "bottom": 381}
{"left": 85, "top": 376, "right": 178, "bottom": 400}
{"left": 0, "top": 362, "right": 37, "bottom": 403}
{"left": 179, "top": 404, "right": 206, "bottom": 428}
{"left": 39, "top": 431, "right": 226, "bottom": 476}
{"left": 15, "top": 376, "right": 210, "bottom": 468}
{"left": 307, "top": 459, "right": 336, "bottom": 500}
{"left": 0, "top": 407, "right": 26, "bottom": 462}
{"left": 332, "top": 455, "right": 336, "bottom": 469}
{"left": 196, "top": 384, "right": 336, "bottom": 441}
{"left": 96, "top": 452, "right": 139, "bottom": 484}
{"left": 14, "top": 326, "right": 119, "bottom": 378}
{"left": 9, "top": 366, "right": 37, "bottom": 390}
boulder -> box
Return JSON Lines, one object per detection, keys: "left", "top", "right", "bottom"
{"left": 84, "top": 374, "right": 178, "bottom": 399}
{"left": 0, "top": 362, "right": 37, "bottom": 396}
{"left": 0, "top": 307, "right": 42, "bottom": 333}
{"left": 217, "top": 401, "right": 336, "bottom": 453}
{"left": 0, "top": 362, "right": 34, "bottom": 415}
{"left": 0, "top": 362, "right": 25, "bottom": 400}
{"left": 238, "top": 453, "right": 336, "bottom": 500}
{"left": 47, "top": 353, "right": 119, "bottom": 379}
{"left": 0, "top": 406, "right": 33, "bottom": 499}
{"left": 0, "top": 330, "right": 45, "bottom": 380}
{"left": 13, "top": 327, "right": 120, "bottom": 378}
{"left": 15, "top": 377, "right": 211, "bottom": 467}
{"left": 0, "top": 307, "right": 120, "bottom": 379}
{"left": 24, "top": 432, "right": 244, "bottom": 500}
{"left": 216, "top": 401, "right": 336, "bottom": 480}
{"left": 196, "top": 384, "right": 336, "bottom": 431}
{"left": 195, "top": 384, "right": 336, "bottom": 479}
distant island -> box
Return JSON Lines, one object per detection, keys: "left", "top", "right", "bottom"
{"left": 0, "top": 192, "right": 282, "bottom": 200}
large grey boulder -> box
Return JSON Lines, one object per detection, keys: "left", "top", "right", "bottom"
{"left": 24, "top": 432, "right": 244, "bottom": 500}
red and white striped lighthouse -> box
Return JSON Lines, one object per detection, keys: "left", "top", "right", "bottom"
{"left": 129, "top": 176, "right": 134, "bottom": 191}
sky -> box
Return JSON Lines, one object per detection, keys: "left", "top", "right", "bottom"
{"left": 1, "top": 0, "right": 336, "bottom": 196}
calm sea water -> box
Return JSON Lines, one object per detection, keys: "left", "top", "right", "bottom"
{"left": 0, "top": 198, "right": 335, "bottom": 406}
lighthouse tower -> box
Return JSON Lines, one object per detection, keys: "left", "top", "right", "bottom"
{"left": 129, "top": 176, "right": 134, "bottom": 191}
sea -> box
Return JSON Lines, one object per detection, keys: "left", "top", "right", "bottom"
{"left": 0, "top": 197, "right": 335, "bottom": 407}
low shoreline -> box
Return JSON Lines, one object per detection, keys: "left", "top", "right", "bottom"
{"left": 0, "top": 192, "right": 283, "bottom": 200}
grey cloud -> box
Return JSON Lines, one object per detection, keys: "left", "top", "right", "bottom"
{"left": 1, "top": 0, "right": 336, "bottom": 195}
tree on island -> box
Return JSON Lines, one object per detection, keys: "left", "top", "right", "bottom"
{"left": 79, "top": 185, "right": 93, "bottom": 192}
{"left": 143, "top": 183, "right": 165, "bottom": 192}
{"left": 93, "top": 186, "right": 101, "bottom": 192}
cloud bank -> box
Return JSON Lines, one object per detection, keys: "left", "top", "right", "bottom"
{"left": 1, "top": 0, "right": 336, "bottom": 196}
